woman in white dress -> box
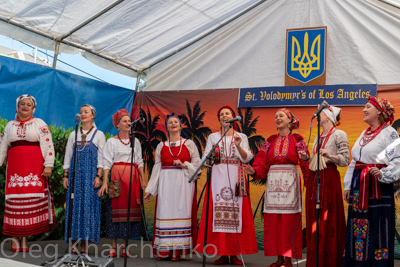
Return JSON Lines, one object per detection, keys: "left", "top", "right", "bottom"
{"left": 195, "top": 106, "right": 258, "bottom": 265}
{"left": 144, "top": 114, "right": 200, "bottom": 261}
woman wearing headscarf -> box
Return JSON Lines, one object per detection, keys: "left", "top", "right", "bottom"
{"left": 298, "top": 105, "right": 349, "bottom": 267}
{"left": 98, "top": 109, "right": 147, "bottom": 257}
{"left": 243, "top": 108, "right": 309, "bottom": 267}
{"left": 196, "top": 106, "right": 258, "bottom": 265}
{"left": 0, "top": 94, "right": 55, "bottom": 252}
{"left": 63, "top": 104, "right": 106, "bottom": 254}
{"left": 144, "top": 114, "right": 200, "bottom": 261}
{"left": 343, "top": 96, "right": 400, "bottom": 266}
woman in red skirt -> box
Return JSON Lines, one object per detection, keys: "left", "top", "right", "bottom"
{"left": 299, "top": 105, "right": 349, "bottom": 267}
{"left": 0, "top": 94, "right": 55, "bottom": 252}
{"left": 244, "top": 108, "right": 309, "bottom": 267}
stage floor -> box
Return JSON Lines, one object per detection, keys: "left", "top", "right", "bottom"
{"left": 1, "top": 239, "right": 400, "bottom": 267}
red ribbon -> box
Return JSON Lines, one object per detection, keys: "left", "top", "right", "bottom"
{"left": 355, "top": 162, "right": 386, "bottom": 211}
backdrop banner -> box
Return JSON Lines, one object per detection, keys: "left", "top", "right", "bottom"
{"left": 132, "top": 86, "right": 400, "bottom": 251}
{"left": 0, "top": 56, "right": 134, "bottom": 134}
{"left": 239, "top": 84, "right": 377, "bottom": 108}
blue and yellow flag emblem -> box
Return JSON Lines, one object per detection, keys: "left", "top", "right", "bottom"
{"left": 286, "top": 28, "right": 326, "bottom": 83}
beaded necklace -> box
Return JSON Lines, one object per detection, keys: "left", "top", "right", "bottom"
{"left": 313, "top": 127, "right": 336, "bottom": 154}
{"left": 117, "top": 134, "right": 131, "bottom": 146}
{"left": 168, "top": 137, "right": 182, "bottom": 157}
{"left": 221, "top": 130, "right": 235, "bottom": 159}
{"left": 359, "top": 123, "right": 386, "bottom": 147}
{"left": 80, "top": 126, "right": 94, "bottom": 147}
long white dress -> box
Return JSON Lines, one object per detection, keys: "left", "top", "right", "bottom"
{"left": 146, "top": 138, "right": 200, "bottom": 253}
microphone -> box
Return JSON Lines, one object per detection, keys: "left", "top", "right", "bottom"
{"left": 129, "top": 112, "right": 145, "bottom": 126}
{"left": 224, "top": 116, "right": 241, "bottom": 126}
{"left": 312, "top": 101, "right": 329, "bottom": 119}
{"left": 75, "top": 113, "right": 81, "bottom": 121}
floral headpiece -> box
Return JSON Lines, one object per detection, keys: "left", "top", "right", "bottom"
{"left": 112, "top": 109, "right": 130, "bottom": 129}
{"left": 368, "top": 95, "right": 395, "bottom": 125}
{"left": 277, "top": 108, "right": 299, "bottom": 131}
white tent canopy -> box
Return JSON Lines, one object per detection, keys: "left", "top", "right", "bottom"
{"left": 0, "top": 0, "right": 400, "bottom": 91}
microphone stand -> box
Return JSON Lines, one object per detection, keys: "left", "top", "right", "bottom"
{"left": 189, "top": 123, "right": 234, "bottom": 267}
{"left": 315, "top": 113, "right": 321, "bottom": 267}
{"left": 123, "top": 120, "right": 140, "bottom": 267}
{"left": 67, "top": 116, "right": 80, "bottom": 255}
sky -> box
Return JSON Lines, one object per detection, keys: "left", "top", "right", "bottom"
{"left": 0, "top": 35, "right": 139, "bottom": 90}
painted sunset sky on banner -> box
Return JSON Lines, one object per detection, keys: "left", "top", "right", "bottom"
{"left": 132, "top": 86, "right": 400, "bottom": 249}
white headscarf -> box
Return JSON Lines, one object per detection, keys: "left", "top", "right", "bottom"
{"left": 15, "top": 94, "right": 37, "bottom": 119}
{"left": 81, "top": 104, "right": 97, "bottom": 127}
{"left": 322, "top": 105, "right": 341, "bottom": 126}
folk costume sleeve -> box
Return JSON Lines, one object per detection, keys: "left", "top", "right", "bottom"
{"left": 37, "top": 119, "right": 55, "bottom": 168}
{"left": 252, "top": 135, "right": 276, "bottom": 180}
{"left": 182, "top": 139, "right": 201, "bottom": 180}
{"left": 145, "top": 142, "right": 163, "bottom": 196}
{"left": 378, "top": 127, "right": 400, "bottom": 184}
{"left": 63, "top": 131, "right": 75, "bottom": 169}
{"left": 293, "top": 133, "right": 310, "bottom": 186}
{"left": 0, "top": 122, "right": 11, "bottom": 165}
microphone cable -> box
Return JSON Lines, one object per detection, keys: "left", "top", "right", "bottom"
{"left": 291, "top": 118, "right": 313, "bottom": 267}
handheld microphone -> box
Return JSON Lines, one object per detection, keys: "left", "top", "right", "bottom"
{"left": 224, "top": 116, "right": 241, "bottom": 127}
{"left": 312, "top": 101, "right": 329, "bottom": 119}
{"left": 75, "top": 113, "right": 81, "bottom": 121}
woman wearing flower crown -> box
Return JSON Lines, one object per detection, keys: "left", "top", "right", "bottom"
{"left": 243, "top": 108, "right": 309, "bottom": 267}
{"left": 196, "top": 106, "right": 258, "bottom": 265}
{"left": 342, "top": 96, "right": 400, "bottom": 266}
{"left": 298, "top": 105, "right": 350, "bottom": 267}
{"left": 0, "top": 94, "right": 56, "bottom": 252}
{"left": 63, "top": 104, "right": 106, "bottom": 254}
{"left": 98, "top": 109, "right": 147, "bottom": 257}
{"left": 144, "top": 114, "right": 200, "bottom": 261}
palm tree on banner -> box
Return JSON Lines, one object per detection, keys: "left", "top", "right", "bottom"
{"left": 179, "top": 99, "right": 212, "bottom": 157}
{"left": 135, "top": 107, "right": 167, "bottom": 177}
{"left": 236, "top": 107, "right": 266, "bottom": 177}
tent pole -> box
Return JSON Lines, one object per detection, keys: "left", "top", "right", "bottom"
{"left": 134, "top": 73, "right": 142, "bottom": 92}
{"left": 52, "top": 41, "right": 60, "bottom": 68}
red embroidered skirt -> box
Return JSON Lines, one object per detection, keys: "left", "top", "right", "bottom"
{"left": 3, "top": 141, "right": 55, "bottom": 236}
{"left": 110, "top": 163, "right": 142, "bottom": 223}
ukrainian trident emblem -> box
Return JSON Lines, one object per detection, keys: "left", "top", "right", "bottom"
{"left": 286, "top": 27, "right": 326, "bottom": 83}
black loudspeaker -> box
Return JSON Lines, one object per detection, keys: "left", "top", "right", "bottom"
{"left": 51, "top": 254, "right": 115, "bottom": 267}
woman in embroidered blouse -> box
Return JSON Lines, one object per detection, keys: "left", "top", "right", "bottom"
{"left": 144, "top": 114, "right": 200, "bottom": 261}
{"left": 0, "top": 94, "right": 55, "bottom": 252}
{"left": 98, "top": 109, "right": 147, "bottom": 258}
{"left": 195, "top": 106, "right": 258, "bottom": 265}
{"left": 243, "top": 108, "right": 309, "bottom": 267}
{"left": 298, "top": 105, "right": 350, "bottom": 267}
{"left": 62, "top": 104, "right": 106, "bottom": 254}
{"left": 342, "top": 96, "right": 400, "bottom": 267}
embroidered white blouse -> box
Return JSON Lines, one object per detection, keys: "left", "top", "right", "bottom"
{"left": 63, "top": 128, "right": 106, "bottom": 169}
{"left": 343, "top": 125, "right": 400, "bottom": 190}
{"left": 311, "top": 129, "right": 350, "bottom": 167}
{"left": 0, "top": 118, "right": 55, "bottom": 167}
{"left": 145, "top": 139, "right": 201, "bottom": 196}
{"left": 102, "top": 137, "right": 143, "bottom": 170}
